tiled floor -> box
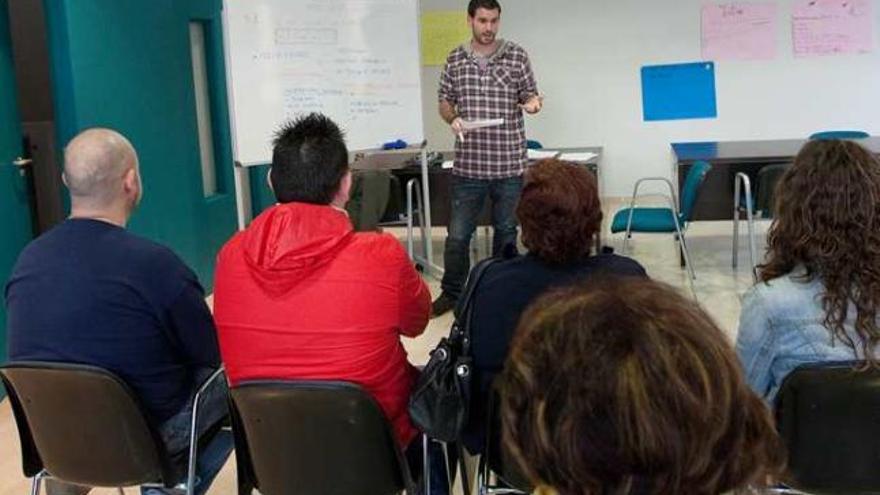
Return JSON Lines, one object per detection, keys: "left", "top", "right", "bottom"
{"left": 0, "top": 204, "right": 769, "bottom": 494}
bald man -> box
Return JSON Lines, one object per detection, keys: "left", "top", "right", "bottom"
{"left": 5, "top": 129, "right": 229, "bottom": 495}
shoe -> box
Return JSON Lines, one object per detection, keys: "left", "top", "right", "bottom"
{"left": 431, "top": 292, "right": 458, "bottom": 318}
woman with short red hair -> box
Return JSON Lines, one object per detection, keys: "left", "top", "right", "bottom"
{"left": 461, "top": 159, "right": 646, "bottom": 456}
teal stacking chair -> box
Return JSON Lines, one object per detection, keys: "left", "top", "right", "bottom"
{"left": 610, "top": 161, "right": 712, "bottom": 280}
{"left": 809, "top": 130, "right": 869, "bottom": 140}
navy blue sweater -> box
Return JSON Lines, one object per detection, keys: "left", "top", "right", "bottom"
{"left": 5, "top": 219, "right": 220, "bottom": 424}
{"left": 462, "top": 253, "right": 647, "bottom": 453}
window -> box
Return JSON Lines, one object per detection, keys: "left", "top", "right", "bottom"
{"left": 189, "top": 21, "right": 218, "bottom": 197}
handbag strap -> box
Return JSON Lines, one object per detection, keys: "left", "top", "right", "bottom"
{"left": 454, "top": 257, "right": 499, "bottom": 357}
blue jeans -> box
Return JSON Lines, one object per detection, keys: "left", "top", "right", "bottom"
{"left": 441, "top": 175, "right": 523, "bottom": 298}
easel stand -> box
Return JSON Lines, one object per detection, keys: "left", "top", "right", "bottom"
{"left": 351, "top": 142, "right": 443, "bottom": 279}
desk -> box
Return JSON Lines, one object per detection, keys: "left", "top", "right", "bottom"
{"left": 672, "top": 137, "right": 880, "bottom": 220}
{"left": 390, "top": 147, "right": 602, "bottom": 226}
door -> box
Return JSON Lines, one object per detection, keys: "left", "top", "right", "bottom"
{"left": 0, "top": 0, "right": 33, "bottom": 365}
{"left": 43, "top": 0, "right": 238, "bottom": 288}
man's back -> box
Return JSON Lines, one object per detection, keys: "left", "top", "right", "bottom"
{"left": 213, "top": 202, "right": 430, "bottom": 445}
{"left": 6, "top": 218, "right": 220, "bottom": 424}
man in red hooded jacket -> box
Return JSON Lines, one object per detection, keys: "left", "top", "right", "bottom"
{"left": 213, "top": 113, "right": 431, "bottom": 448}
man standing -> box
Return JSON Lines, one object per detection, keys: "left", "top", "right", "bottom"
{"left": 432, "top": 0, "right": 543, "bottom": 316}
{"left": 5, "top": 129, "right": 229, "bottom": 494}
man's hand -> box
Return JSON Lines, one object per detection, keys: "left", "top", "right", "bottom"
{"left": 451, "top": 117, "right": 465, "bottom": 136}
{"left": 520, "top": 94, "right": 544, "bottom": 114}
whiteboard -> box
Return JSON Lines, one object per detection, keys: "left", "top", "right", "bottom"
{"left": 224, "top": 0, "right": 425, "bottom": 166}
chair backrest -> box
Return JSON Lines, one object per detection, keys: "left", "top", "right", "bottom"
{"left": 230, "top": 380, "right": 411, "bottom": 495}
{"left": 775, "top": 362, "right": 880, "bottom": 494}
{"left": 809, "top": 130, "right": 870, "bottom": 140}
{"left": 526, "top": 139, "right": 543, "bottom": 150}
{"left": 754, "top": 163, "right": 789, "bottom": 217}
{"left": 484, "top": 390, "right": 532, "bottom": 493}
{"left": 680, "top": 160, "right": 713, "bottom": 221}
{"left": 0, "top": 361, "right": 172, "bottom": 487}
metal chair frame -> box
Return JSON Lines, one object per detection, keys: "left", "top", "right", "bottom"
{"left": 1, "top": 362, "right": 226, "bottom": 495}
{"left": 621, "top": 177, "right": 696, "bottom": 280}
{"left": 732, "top": 172, "right": 759, "bottom": 281}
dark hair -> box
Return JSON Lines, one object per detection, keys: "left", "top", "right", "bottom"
{"left": 468, "top": 0, "right": 501, "bottom": 17}
{"left": 516, "top": 159, "right": 602, "bottom": 264}
{"left": 500, "top": 278, "right": 785, "bottom": 495}
{"left": 760, "top": 139, "right": 880, "bottom": 366}
{"left": 270, "top": 113, "right": 349, "bottom": 204}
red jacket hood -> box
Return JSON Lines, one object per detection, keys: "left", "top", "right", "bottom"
{"left": 240, "top": 202, "right": 354, "bottom": 296}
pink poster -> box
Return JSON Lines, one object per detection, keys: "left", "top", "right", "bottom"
{"left": 792, "top": 0, "right": 874, "bottom": 57}
{"left": 702, "top": 3, "right": 779, "bottom": 60}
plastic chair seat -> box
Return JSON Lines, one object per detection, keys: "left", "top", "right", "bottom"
{"left": 611, "top": 208, "right": 684, "bottom": 233}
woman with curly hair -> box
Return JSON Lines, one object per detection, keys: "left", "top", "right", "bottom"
{"left": 461, "top": 159, "right": 645, "bottom": 455}
{"left": 737, "top": 138, "right": 880, "bottom": 400}
{"left": 501, "top": 278, "right": 785, "bottom": 495}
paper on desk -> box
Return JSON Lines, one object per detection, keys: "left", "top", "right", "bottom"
{"left": 559, "top": 152, "right": 598, "bottom": 162}
{"left": 461, "top": 118, "right": 504, "bottom": 131}
{"left": 527, "top": 149, "right": 561, "bottom": 160}
{"left": 441, "top": 160, "right": 454, "bottom": 169}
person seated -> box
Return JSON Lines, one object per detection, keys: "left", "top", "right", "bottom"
{"left": 737, "top": 138, "right": 880, "bottom": 401}
{"left": 5, "top": 128, "right": 229, "bottom": 495}
{"left": 213, "top": 113, "right": 431, "bottom": 449}
{"left": 500, "top": 278, "right": 785, "bottom": 495}
{"left": 462, "top": 159, "right": 646, "bottom": 454}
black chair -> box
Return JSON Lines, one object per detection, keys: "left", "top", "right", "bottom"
{"left": 770, "top": 362, "right": 880, "bottom": 495}
{"left": 476, "top": 391, "right": 532, "bottom": 495}
{"left": 230, "top": 380, "right": 418, "bottom": 495}
{"left": 0, "top": 361, "right": 225, "bottom": 495}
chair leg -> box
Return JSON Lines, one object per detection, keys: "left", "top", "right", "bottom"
{"left": 423, "top": 434, "right": 431, "bottom": 495}
{"left": 406, "top": 179, "right": 416, "bottom": 260}
{"left": 30, "top": 471, "right": 46, "bottom": 495}
{"left": 413, "top": 180, "right": 428, "bottom": 261}
{"left": 117, "top": 488, "right": 125, "bottom": 495}
{"left": 621, "top": 182, "right": 639, "bottom": 254}
{"left": 745, "top": 198, "right": 757, "bottom": 283}
{"left": 732, "top": 203, "right": 741, "bottom": 270}
{"left": 671, "top": 218, "right": 696, "bottom": 281}
{"left": 623, "top": 210, "right": 635, "bottom": 253}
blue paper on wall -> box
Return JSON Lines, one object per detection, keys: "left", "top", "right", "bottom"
{"left": 641, "top": 62, "right": 717, "bottom": 121}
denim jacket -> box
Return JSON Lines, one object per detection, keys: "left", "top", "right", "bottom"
{"left": 736, "top": 269, "right": 863, "bottom": 402}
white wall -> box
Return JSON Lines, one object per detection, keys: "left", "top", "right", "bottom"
{"left": 420, "top": 0, "right": 880, "bottom": 196}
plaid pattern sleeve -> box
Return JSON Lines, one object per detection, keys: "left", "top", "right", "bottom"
{"left": 438, "top": 53, "right": 458, "bottom": 106}
{"left": 437, "top": 42, "right": 539, "bottom": 179}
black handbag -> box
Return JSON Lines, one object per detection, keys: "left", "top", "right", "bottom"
{"left": 409, "top": 257, "right": 498, "bottom": 442}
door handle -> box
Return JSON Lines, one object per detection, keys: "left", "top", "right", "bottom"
{"left": 13, "top": 157, "right": 33, "bottom": 177}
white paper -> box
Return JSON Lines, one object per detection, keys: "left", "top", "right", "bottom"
{"left": 527, "top": 149, "right": 561, "bottom": 160}
{"left": 441, "top": 160, "right": 454, "bottom": 169}
{"left": 559, "top": 152, "right": 598, "bottom": 162}
{"left": 461, "top": 118, "right": 504, "bottom": 130}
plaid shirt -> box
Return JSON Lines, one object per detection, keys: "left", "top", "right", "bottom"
{"left": 438, "top": 40, "right": 538, "bottom": 179}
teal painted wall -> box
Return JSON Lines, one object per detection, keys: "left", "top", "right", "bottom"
{"left": 43, "top": 0, "right": 237, "bottom": 288}
{"left": 0, "top": 0, "right": 32, "bottom": 373}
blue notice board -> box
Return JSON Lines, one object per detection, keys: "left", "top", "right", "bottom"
{"left": 641, "top": 62, "right": 717, "bottom": 121}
